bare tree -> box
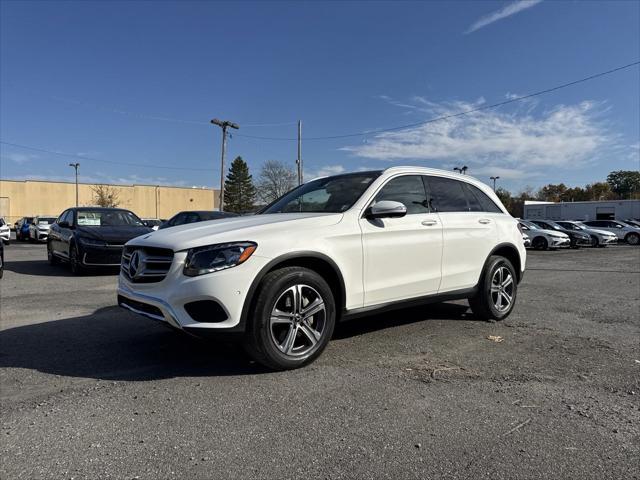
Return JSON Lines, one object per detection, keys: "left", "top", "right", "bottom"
{"left": 256, "top": 160, "right": 297, "bottom": 204}
{"left": 91, "top": 184, "right": 120, "bottom": 207}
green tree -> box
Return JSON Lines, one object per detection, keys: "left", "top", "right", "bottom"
{"left": 494, "top": 187, "right": 513, "bottom": 212}
{"left": 606, "top": 170, "right": 640, "bottom": 199}
{"left": 223, "top": 156, "right": 256, "bottom": 213}
{"left": 536, "top": 183, "right": 568, "bottom": 202}
{"left": 584, "top": 182, "right": 615, "bottom": 201}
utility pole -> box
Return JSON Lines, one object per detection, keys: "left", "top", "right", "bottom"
{"left": 296, "top": 120, "right": 303, "bottom": 185}
{"left": 490, "top": 176, "right": 500, "bottom": 192}
{"left": 69, "top": 163, "right": 80, "bottom": 207}
{"left": 211, "top": 118, "right": 239, "bottom": 212}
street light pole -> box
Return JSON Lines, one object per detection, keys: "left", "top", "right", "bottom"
{"left": 490, "top": 176, "right": 500, "bottom": 192}
{"left": 211, "top": 118, "right": 239, "bottom": 212}
{"left": 296, "top": 120, "right": 303, "bottom": 186}
{"left": 69, "top": 163, "right": 80, "bottom": 207}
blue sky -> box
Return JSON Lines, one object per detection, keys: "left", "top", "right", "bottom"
{"left": 1, "top": 0, "right": 638, "bottom": 193}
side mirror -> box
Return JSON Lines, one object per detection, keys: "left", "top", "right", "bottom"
{"left": 366, "top": 200, "right": 407, "bottom": 219}
{"left": 58, "top": 221, "right": 70, "bottom": 229}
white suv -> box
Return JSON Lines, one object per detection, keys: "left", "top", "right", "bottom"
{"left": 118, "top": 167, "right": 526, "bottom": 370}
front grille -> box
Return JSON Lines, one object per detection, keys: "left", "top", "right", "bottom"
{"left": 121, "top": 246, "right": 174, "bottom": 283}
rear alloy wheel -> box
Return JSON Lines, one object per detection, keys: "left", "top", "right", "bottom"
{"left": 245, "top": 267, "right": 335, "bottom": 370}
{"left": 625, "top": 232, "right": 639, "bottom": 246}
{"left": 69, "top": 244, "right": 85, "bottom": 275}
{"left": 469, "top": 255, "right": 517, "bottom": 321}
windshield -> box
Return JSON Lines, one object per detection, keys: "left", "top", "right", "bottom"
{"left": 77, "top": 210, "right": 144, "bottom": 227}
{"left": 38, "top": 217, "right": 57, "bottom": 225}
{"left": 261, "top": 171, "right": 381, "bottom": 214}
{"left": 544, "top": 221, "right": 563, "bottom": 231}
{"left": 520, "top": 220, "right": 539, "bottom": 230}
{"left": 559, "top": 222, "right": 583, "bottom": 230}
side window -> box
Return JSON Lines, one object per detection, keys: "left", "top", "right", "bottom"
{"left": 373, "top": 175, "right": 429, "bottom": 215}
{"left": 57, "top": 211, "right": 68, "bottom": 224}
{"left": 184, "top": 212, "right": 201, "bottom": 224}
{"left": 60, "top": 210, "right": 72, "bottom": 226}
{"left": 168, "top": 213, "right": 185, "bottom": 226}
{"left": 427, "top": 177, "right": 469, "bottom": 213}
{"left": 463, "top": 183, "right": 503, "bottom": 213}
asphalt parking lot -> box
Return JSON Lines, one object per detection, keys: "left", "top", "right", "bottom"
{"left": 1, "top": 240, "right": 639, "bottom": 479}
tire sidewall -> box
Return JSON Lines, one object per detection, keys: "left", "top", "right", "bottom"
{"left": 626, "top": 233, "right": 639, "bottom": 245}
{"left": 253, "top": 268, "right": 336, "bottom": 369}
{"left": 481, "top": 256, "right": 518, "bottom": 320}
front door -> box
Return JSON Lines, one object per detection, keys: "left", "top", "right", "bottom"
{"left": 359, "top": 175, "right": 443, "bottom": 306}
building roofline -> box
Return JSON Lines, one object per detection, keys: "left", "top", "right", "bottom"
{"left": 0, "top": 178, "right": 215, "bottom": 190}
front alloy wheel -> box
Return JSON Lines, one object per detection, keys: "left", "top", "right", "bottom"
{"left": 269, "top": 284, "right": 327, "bottom": 357}
{"left": 245, "top": 266, "right": 335, "bottom": 370}
{"left": 69, "top": 244, "right": 85, "bottom": 275}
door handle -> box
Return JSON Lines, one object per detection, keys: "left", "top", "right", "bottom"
{"left": 421, "top": 220, "right": 438, "bottom": 226}
{"left": 479, "top": 218, "right": 492, "bottom": 224}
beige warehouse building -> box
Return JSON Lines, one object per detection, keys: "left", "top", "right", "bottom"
{"left": 0, "top": 179, "right": 219, "bottom": 225}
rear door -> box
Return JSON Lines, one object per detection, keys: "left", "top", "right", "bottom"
{"left": 426, "top": 176, "right": 499, "bottom": 292}
{"left": 359, "top": 175, "right": 443, "bottom": 306}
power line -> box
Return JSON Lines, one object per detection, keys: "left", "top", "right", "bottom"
{"left": 0, "top": 141, "right": 216, "bottom": 172}
{"left": 234, "top": 60, "right": 640, "bottom": 141}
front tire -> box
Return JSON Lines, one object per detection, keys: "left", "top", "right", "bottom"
{"left": 469, "top": 256, "right": 518, "bottom": 321}
{"left": 244, "top": 267, "right": 336, "bottom": 370}
{"left": 47, "top": 242, "right": 60, "bottom": 266}
{"left": 69, "top": 243, "right": 85, "bottom": 275}
{"left": 532, "top": 236, "right": 548, "bottom": 251}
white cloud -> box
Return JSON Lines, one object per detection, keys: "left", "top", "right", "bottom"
{"left": 341, "top": 98, "right": 613, "bottom": 179}
{"left": 304, "top": 164, "right": 346, "bottom": 180}
{"left": 465, "top": 0, "right": 542, "bottom": 34}
{"left": 1, "top": 152, "right": 38, "bottom": 164}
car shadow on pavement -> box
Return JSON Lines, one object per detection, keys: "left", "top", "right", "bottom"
{"left": 0, "top": 303, "right": 477, "bottom": 381}
{"left": 4, "top": 260, "right": 119, "bottom": 277}
{"left": 0, "top": 306, "right": 262, "bottom": 381}
{"left": 334, "top": 302, "right": 475, "bottom": 339}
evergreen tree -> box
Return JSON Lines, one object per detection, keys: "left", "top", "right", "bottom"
{"left": 223, "top": 156, "right": 256, "bottom": 213}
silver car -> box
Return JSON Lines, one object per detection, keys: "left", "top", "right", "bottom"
{"left": 519, "top": 220, "right": 570, "bottom": 250}
{"left": 556, "top": 221, "right": 617, "bottom": 248}
{"left": 0, "top": 218, "right": 10, "bottom": 244}
{"left": 28, "top": 216, "right": 57, "bottom": 242}
{"left": 581, "top": 220, "right": 640, "bottom": 246}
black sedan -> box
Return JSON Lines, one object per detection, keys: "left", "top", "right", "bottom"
{"left": 529, "top": 219, "right": 591, "bottom": 248}
{"left": 158, "top": 210, "right": 238, "bottom": 229}
{"left": 48, "top": 207, "right": 152, "bottom": 274}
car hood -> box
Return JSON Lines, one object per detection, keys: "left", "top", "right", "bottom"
{"left": 586, "top": 228, "right": 617, "bottom": 236}
{"left": 76, "top": 225, "right": 152, "bottom": 244}
{"left": 127, "top": 213, "right": 344, "bottom": 251}
{"left": 535, "top": 228, "right": 569, "bottom": 238}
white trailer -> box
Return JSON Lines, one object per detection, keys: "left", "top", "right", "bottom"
{"left": 523, "top": 200, "right": 640, "bottom": 221}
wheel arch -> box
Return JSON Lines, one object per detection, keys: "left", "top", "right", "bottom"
{"left": 486, "top": 242, "right": 523, "bottom": 283}
{"left": 239, "top": 251, "right": 347, "bottom": 332}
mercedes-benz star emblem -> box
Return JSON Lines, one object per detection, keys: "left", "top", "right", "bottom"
{"left": 129, "top": 251, "right": 141, "bottom": 278}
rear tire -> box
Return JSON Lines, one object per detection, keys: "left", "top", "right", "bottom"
{"left": 469, "top": 255, "right": 518, "bottom": 322}
{"left": 625, "top": 232, "right": 639, "bottom": 246}
{"left": 244, "top": 267, "right": 336, "bottom": 370}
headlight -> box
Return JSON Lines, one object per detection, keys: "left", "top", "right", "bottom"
{"left": 183, "top": 242, "right": 257, "bottom": 277}
{"left": 78, "top": 236, "right": 106, "bottom": 246}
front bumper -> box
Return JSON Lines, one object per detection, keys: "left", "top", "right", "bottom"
{"left": 81, "top": 245, "right": 124, "bottom": 266}
{"left": 550, "top": 237, "right": 571, "bottom": 248}
{"left": 600, "top": 236, "right": 618, "bottom": 245}
{"left": 0, "top": 231, "right": 9, "bottom": 242}
{"left": 117, "top": 252, "right": 272, "bottom": 332}
{"left": 572, "top": 236, "right": 591, "bottom": 247}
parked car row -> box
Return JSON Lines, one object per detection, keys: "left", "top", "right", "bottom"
{"left": 519, "top": 218, "right": 639, "bottom": 249}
